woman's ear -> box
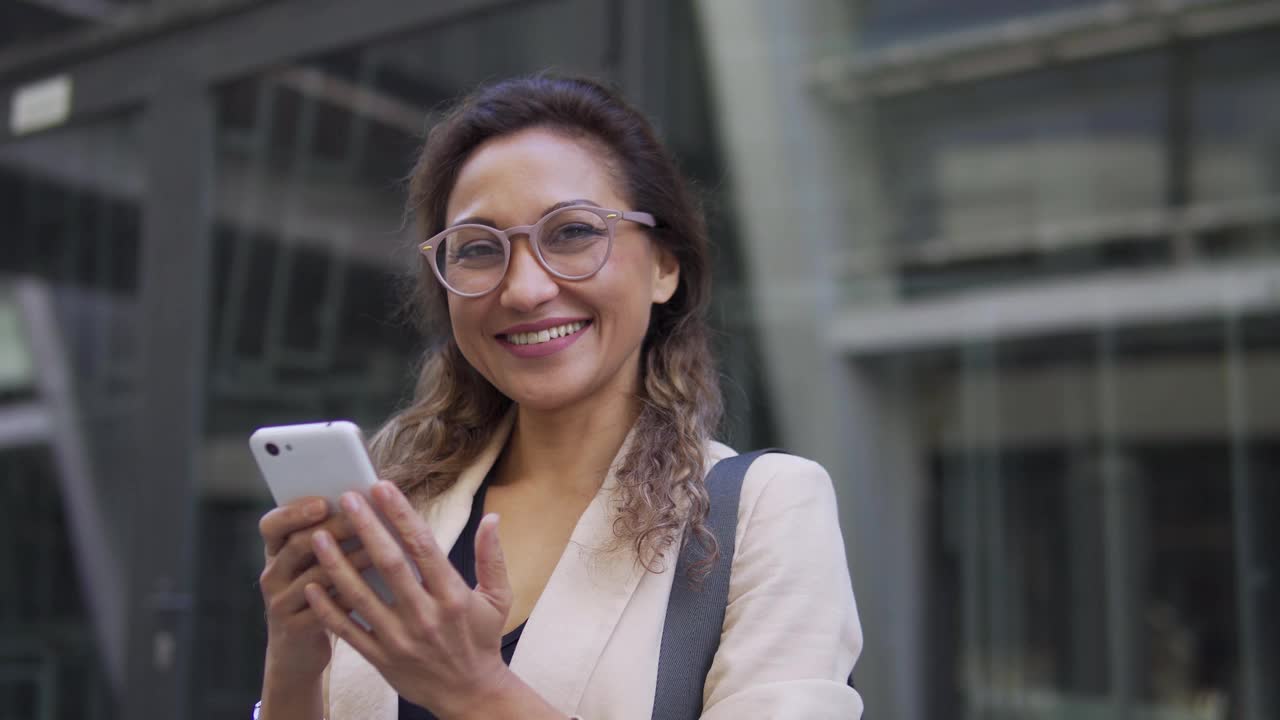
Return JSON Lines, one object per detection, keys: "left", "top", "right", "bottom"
{"left": 651, "top": 245, "right": 680, "bottom": 304}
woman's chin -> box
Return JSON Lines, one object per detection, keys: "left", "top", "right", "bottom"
{"left": 501, "top": 383, "right": 590, "bottom": 413}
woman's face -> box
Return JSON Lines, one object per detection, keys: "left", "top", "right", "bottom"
{"left": 442, "top": 128, "right": 679, "bottom": 412}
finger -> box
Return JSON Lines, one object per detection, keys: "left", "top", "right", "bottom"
{"left": 304, "top": 582, "right": 386, "bottom": 666}
{"left": 260, "top": 497, "right": 329, "bottom": 556}
{"left": 370, "top": 482, "right": 468, "bottom": 603}
{"left": 273, "top": 549, "right": 373, "bottom": 616}
{"left": 269, "top": 578, "right": 351, "bottom": 626}
{"left": 340, "top": 490, "right": 437, "bottom": 610}
{"left": 271, "top": 513, "right": 359, "bottom": 580}
{"left": 311, "top": 528, "right": 398, "bottom": 634}
{"left": 474, "top": 513, "right": 513, "bottom": 614}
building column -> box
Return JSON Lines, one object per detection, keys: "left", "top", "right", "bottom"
{"left": 123, "top": 74, "right": 212, "bottom": 720}
{"left": 696, "top": 2, "right": 924, "bottom": 718}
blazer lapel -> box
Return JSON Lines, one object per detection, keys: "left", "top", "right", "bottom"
{"left": 415, "top": 410, "right": 515, "bottom": 549}
{"left": 327, "top": 411, "right": 515, "bottom": 720}
{"left": 508, "top": 427, "right": 648, "bottom": 716}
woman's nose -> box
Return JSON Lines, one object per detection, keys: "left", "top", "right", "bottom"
{"left": 499, "top": 237, "right": 559, "bottom": 312}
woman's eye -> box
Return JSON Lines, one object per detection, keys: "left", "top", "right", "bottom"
{"left": 454, "top": 240, "right": 502, "bottom": 259}
{"left": 546, "top": 223, "right": 605, "bottom": 247}
{"left": 447, "top": 238, "right": 504, "bottom": 270}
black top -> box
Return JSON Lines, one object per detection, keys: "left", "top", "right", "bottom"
{"left": 398, "top": 475, "right": 526, "bottom": 720}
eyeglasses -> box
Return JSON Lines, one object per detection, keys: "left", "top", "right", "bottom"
{"left": 419, "top": 204, "right": 657, "bottom": 297}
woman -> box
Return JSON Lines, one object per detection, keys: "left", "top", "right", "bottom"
{"left": 255, "top": 74, "right": 862, "bottom": 720}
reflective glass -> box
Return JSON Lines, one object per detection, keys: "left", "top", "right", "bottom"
{"left": 0, "top": 115, "right": 144, "bottom": 720}
{"left": 700, "top": 3, "right": 1280, "bottom": 717}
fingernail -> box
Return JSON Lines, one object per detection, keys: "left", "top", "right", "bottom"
{"left": 306, "top": 500, "right": 327, "bottom": 520}
{"left": 312, "top": 530, "right": 332, "bottom": 551}
{"left": 340, "top": 492, "right": 360, "bottom": 514}
{"left": 372, "top": 482, "right": 394, "bottom": 502}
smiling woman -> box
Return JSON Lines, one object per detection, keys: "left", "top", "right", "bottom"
{"left": 253, "top": 74, "right": 863, "bottom": 720}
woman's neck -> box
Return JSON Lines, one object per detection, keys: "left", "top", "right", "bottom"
{"left": 495, "top": 390, "right": 640, "bottom": 499}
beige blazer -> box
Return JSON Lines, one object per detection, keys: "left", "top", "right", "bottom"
{"left": 327, "top": 413, "right": 863, "bottom": 719}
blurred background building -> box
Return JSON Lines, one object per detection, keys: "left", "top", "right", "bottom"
{"left": 0, "top": 1, "right": 1276, "bottom": 718}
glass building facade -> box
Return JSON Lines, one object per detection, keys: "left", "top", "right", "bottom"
{"left": 0, "top": 1, "right": 1276, "bottom": 718}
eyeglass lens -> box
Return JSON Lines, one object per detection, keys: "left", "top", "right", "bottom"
{"left": 434, "top": 207, "right": 612, "bottom": 295}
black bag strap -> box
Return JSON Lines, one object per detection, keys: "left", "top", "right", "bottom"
{"left": 651, "top": 449, "right": 781, "bottom": 720}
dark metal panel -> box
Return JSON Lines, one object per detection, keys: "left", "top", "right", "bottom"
{"left": 616, "top": 0, "right": 669, "bottom": 126}
{"left": 1164, "top": 40, "right": 1194, "bottom": 260}
{"left": 122, "top": 74, "right": 213, "bottom": 720}
{"left": 0, "top": 0, "right": 267, "bottom": 78}
{"left": 20, "top": 0, "right": 119, "bottom": 23}
{"left": 0, "top": 0, "right": 530, "bottom": 144}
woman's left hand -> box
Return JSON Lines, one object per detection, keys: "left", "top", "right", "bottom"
{"left": 302, "top": 481, "right": 520, "bottom": 718}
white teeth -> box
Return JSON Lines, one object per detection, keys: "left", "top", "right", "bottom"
{"left": 506, "top": 321, "right": 586, "bottom": 346}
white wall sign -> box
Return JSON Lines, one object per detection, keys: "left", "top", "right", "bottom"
{"left": 10, "top": 75, "right": 73, "bottom": 136}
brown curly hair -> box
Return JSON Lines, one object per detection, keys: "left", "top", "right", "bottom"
{"left": 368, "top": 73, "right": 723, "bottom": 574}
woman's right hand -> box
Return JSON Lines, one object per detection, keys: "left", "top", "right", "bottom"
{"left": 258, "top": 497, "right": 366, "bottom": 685}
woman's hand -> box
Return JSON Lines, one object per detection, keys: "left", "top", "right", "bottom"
{"left": 302, "top": 482, "right": 561, "bottom": 719}
{"left": 257, "top": 497, "right": 367, "bottom": 684}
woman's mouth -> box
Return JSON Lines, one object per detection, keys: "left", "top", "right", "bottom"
{"left": 500, "top": 320, "right": 589, "bottom": 346}
{"left": 496, "top": 319, "right": 592, "bottom": 358}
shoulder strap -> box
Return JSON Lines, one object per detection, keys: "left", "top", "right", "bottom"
{"left": 651, "top": 449, "right": 781, "bottom": 720}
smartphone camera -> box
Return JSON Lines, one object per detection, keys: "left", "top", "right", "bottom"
{"left": 265, "top": 442, "right": 280, "bottom": 456}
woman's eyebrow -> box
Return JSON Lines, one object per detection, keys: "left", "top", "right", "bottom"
{"left": 450, "top": 215, "right": 496, "bottom": 228}
{"left": 541, "top": 198, "right": 600, "bottom": 215}
{"left": 448, "top": 199, "right": 601, "bottom": 229}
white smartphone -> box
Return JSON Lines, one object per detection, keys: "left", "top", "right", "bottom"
{"left": 249, "top": 420, "right": 419, "bottom": 626}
